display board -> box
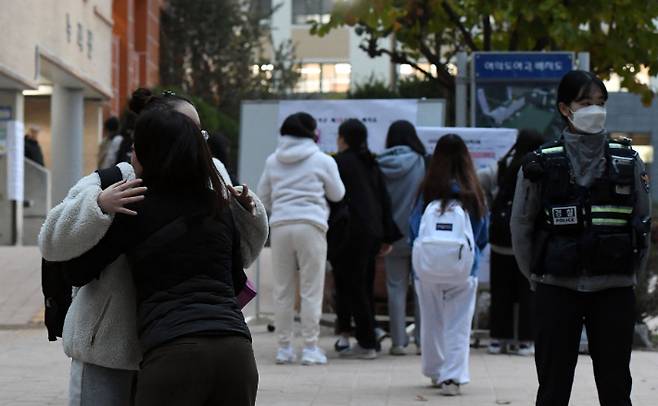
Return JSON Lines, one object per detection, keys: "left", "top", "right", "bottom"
{"left": 238, "top": 99, "right": 446, "bottom": 189}
{"left": 277, "top": 99, "right": 419, "bottom": 154}
{"left": 472, "top": 52, "right": 574, "bottom": 139}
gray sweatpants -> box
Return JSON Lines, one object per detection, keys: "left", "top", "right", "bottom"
{"left": 69, "top": 359, "right": 135, "bottom": 406}
{"left": 384, "top": 253, "right": 421, "bottom": 347}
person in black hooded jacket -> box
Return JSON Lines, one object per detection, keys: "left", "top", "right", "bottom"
{"left": 331, "top": 118, "right": 401, "bottom": 359}
{"left": 63, "top": 109, "right": 257, "bottom": 406}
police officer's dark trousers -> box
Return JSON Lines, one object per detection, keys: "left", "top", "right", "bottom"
{"left": 534, "top": 283, "right": 635, "bottom": 406}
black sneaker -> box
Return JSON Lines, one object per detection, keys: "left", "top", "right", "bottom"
{"left": 334, "top": 338, "right": 350, "bottom": 353}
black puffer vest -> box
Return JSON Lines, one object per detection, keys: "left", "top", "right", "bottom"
{"left": 523, "top": 138, "right": 639, "bottom": 277}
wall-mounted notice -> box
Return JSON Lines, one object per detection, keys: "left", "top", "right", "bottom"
{"left": 6, "top": 120, "right": 24, "bottom": 201}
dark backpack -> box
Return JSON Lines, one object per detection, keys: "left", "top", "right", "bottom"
{"left": 42, "top": 166, "right": 123, "bottom": 341}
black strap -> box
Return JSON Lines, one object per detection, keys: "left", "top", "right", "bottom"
{"left": 95, "top": 166, "right": 123, "bottom": 189}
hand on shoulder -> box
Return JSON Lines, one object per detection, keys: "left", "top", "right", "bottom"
{"left": 97, "top": 179, "right": 147, "bottom": 216}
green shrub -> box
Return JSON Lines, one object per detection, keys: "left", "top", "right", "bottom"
{"left": 154, "top": 86, "right": 240, "bottom": 173}
{"left": 397, "top": 76, "right": 446, "bottom": 99}
{"left": 348, "top": 75, "right": 398, "bottom": 99}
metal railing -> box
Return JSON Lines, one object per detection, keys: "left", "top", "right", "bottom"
{"left": 0, "top": 153, "right": 51, "bottom": 245}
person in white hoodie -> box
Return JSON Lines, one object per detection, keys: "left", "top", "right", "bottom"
{"left": 257, "top": 112, "right": 345, "bottom": 365}
{"left": 39, "top": 89, "right": 268, "bottom": 406}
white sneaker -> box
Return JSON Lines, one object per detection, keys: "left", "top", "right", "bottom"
{"left": 334, "top": 336, "right": 351, "bottom": 354}
{"left": 430, "top": 378, "right": 441, "bottom": 388}
{"left": 339, "top": 344, "right": 377, "bottom": 360}
{"left": 301, "top": 346, "right": 327, "bottom": 365}
{"left": 516, "top": 342, "right": 535, "bottom": 356}
{"left": 487, "top": 340, "right": 504, "bottom": 354}
{"left": 275, "top": 346, "right": 296, "bottom": 364}
{"left": 375, "top": 327, "right": 389, "bottom": 343}
{"left": 438, "top": 380, "right": 461, "bottom": 396}
{"left": 389, "top": 345, "right": 406, "bottom": 356}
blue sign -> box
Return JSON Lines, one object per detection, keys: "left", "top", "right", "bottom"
{"left": 474, "top": 52, "right": 573, "bottom": 80}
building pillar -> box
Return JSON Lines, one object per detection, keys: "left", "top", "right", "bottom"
{"left": 0, "top": 90, "right": 24, "bottom": 245}
{"left": 51, "top": 85, "right": 84, "bottom": 205}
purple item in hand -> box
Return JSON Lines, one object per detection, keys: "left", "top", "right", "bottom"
{"left": 237, "top": 279, "right": 257, "bottom": 309}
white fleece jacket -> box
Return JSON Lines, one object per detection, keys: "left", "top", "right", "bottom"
{"left": 38, "top": 160, "right": 268, "bottom": 370}
{"left": 257, "top": 136, "right": 345, "bottom": 231}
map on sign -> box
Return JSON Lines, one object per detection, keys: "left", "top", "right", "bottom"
{"left": 473, "top": 52, "right": 574, "bottom": 139}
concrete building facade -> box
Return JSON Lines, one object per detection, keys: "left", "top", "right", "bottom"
{"left": 268, "top": 0, "right": 394, "bottom": 93}
{"left": 0, "top": 0, "right": 114, "bottom": 244}
{"left": 0, "top": 0, "right": 162, "bottom": 245}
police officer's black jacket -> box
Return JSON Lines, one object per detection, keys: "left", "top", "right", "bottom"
{"left": 510, "top": 129, "right": 651, "bottom": 292}
{"left": 63, "top": 189, "right": 251, "bottom": 353}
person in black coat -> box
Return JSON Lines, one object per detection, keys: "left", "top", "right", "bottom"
{"left": 331, "top": 118, "right": 401, "bottom": 359}
{"left": 24, "top": 125, "right": 44, "bottom": 166}
{"left": 63, "top": 109, "right": 258, "bottom": 406}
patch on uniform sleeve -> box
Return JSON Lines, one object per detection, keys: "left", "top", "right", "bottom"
{"left": 641, "top": 172, "right": 650, "bottom": 193}
{"left": 551, "top": 206, "right": 578, "bottom": 225}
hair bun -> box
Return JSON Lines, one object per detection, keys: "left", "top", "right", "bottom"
{"left": 129, "top": 88, "right": 154, "bottom": 114}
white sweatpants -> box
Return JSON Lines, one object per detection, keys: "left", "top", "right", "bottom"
{"left": 415, "top": 276, "right": 478, "bottom": 384}
{"left": 270, "top": 222, "right": 327, "bottom": 347}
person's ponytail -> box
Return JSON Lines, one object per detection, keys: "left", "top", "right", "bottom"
{"left": 338, "top": 118, "right": 375, "bottom": 165}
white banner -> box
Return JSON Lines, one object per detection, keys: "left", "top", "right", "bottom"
{"left": 6, "top": 120, "right": 24, "bottom": 201}
{"left": 278, "top": 99, "right": 419, "bottom": 154}
{"left": 416, "top": 126, "right": 518, "bottom": 170}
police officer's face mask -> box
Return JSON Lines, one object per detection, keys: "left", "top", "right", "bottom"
{"left": 568, "top": 105, "right": 607, "bottom": 134}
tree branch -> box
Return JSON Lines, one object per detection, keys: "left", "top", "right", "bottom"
{"left": 360, "top": 43, "right": 456, "bottom": 90}
{"left": 482, "top": 14, "right": 492, "bottom": 51}
{"left": 441, "top": 1, "right": 479, "bottom": 51}
{"left": 533, "top": 36, "right": 550, "bottom": 51}
{"left": 508, "top": 15, "right": 521, "bottom": 50}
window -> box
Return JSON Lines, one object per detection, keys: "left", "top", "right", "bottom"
{"left": 292, "top": 0, "right": 334, "bottom": 25}
{"left": 87, "top": 30, "right": 93, "bottom": 59}
{"left": 294, "top": 62, "right": 351, "bottom": 93}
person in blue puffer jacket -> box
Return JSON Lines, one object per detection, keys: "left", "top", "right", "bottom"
{"left": 409, "top": 134, "right": 488, "bottom": 397}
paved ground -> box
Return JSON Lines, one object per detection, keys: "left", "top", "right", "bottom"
{"left": 1, "top": 247, "right": 658, "bottom": 405}
{"left": 0, "top": 247, "right": 43, "bottom": 328}
{"left": 1, "top": 325, "right": 658, "bottom": 406}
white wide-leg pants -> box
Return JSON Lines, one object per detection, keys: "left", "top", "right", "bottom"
{"left": 415, "top": 276, "right": 478, "bottom": 384}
